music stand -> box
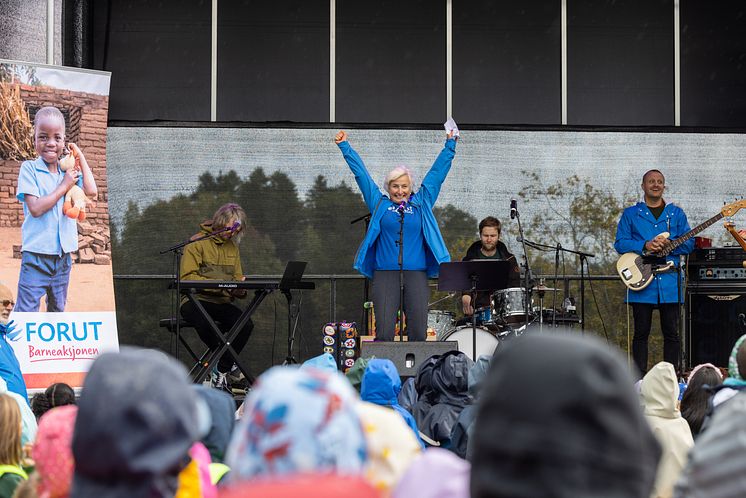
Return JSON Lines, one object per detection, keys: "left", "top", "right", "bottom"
{"left": 438, "top": 260, "right": 512, "bottom": 359}
{"left": 278, "top": 261, "right": 314, "bottom": 365}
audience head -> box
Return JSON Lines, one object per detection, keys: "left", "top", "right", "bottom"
{"left": 470, "top": 332, "right": 661, "bottom": 498}
{"left": 641, "top": 361, "right": 680, "bottom": 417}
{"left": 0, "top": 393, "right": 22, "bottom": 466}
{"left": 0, "top": 377, "right": 37, "bottom": 447}
{"left": 225, "top": 365, "right": 367, "bottom": 481}
{"left": 361, "top": 358, "right": 402, "bottom": 405}
{"left": 0, "top": 283, "right": 14, "bottom": 325}
{"left": 681, "top": 364, "right": 723, "bottom": 438}
{"left": 730, "top": 334, "right": 746, "bottom": 381}
{"left": 31, "top": 382, "right": 76, "bottom": 420}
{"left": 355, "top": 401, "right": 421, "bottom": 492}
{"left": 71, "top": 347, "right": 201, "bottom": 498}
{"left": 674, "top": 391, "right": 746, "bottom": 496}
{"left": 33, "top": 405, "right": 78, "bottom": 498}
{"left": 191, "top": 385, "right": 235, "bottom": 464}
{"left": 393, "top": 448, "right": 470, "bottom": 498}
{"left": 301, "top": 352, "right": 338, "bottom": 374}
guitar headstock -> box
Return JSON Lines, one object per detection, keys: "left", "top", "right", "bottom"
{"left": 721, "top": 199, "right": 746, "bottom": 217}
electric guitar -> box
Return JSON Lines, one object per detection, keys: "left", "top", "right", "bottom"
{"left": 616, "top": 200, "right": 746, "bottom": 291}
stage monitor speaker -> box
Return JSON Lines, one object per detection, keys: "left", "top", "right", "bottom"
{"left": 360, "top": 341, "right": 459, "bottom": 377}
{"left": 687, "top": 290, "right": 746, "bottom": 367}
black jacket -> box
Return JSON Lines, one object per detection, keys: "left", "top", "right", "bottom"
{"left": 461, "top": 240, "right": 521, "bottom": 309}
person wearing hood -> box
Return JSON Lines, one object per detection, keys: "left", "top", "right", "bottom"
{"left": 393, "top": 448, "right": 470, "bottom": 498}
{"left": 32, "top": 405, "right": 77, "bottom": 498}
{"left": 412, "top": 351, "right": 473, "bottom": 447}
{"left": 674, "top": 392, "right": 746, "bottom": 497}
{"left": 450, "top": 354, "right": 490, "bottom": 460}
{"left": 180, "top": 202, "right": 253, "bottom": 391}
{"left": 70, "top": 347, "right": 202, "bottom": 498}
{"left": 224, "top": 365, "right": 367, "bottom": 481}
{"left": 470, "top": 332, "right": 661, "bottom": 498}
{"left": 640, "top": 362, "right": 694, "bottom": 498}
{"left": 301, "top": 352, "right": 339, "bottom": 374}
{"left": 460, "top": 217, "right": 520, "bottom": 321}
{"left": 361, "top": 358, "right": 424, "bottom": 447}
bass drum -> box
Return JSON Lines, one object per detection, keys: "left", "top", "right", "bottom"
{"left": 439, "top": 325, "right": 498, "bottom": 361}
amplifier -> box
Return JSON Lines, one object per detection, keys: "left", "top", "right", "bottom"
{"left": 686, "top": 291, "right": 746, "bottom": 367}
{"left": 688, "top": 247, "right": 746, "bottom": 281}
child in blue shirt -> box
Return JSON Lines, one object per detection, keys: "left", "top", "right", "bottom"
{"left": 15, "top": 107, "right": 97, "bottom": 312}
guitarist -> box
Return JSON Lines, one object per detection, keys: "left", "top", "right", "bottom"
{"left": 614, "top": 169, "right": 694, "bottom": 375}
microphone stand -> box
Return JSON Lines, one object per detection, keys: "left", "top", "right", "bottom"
{"left": 513, "top": 207, "right": 534, "bottom": 333}
{"left": 396, "top": 204, "right": 406, "bottom": 341}
{"left": 160, "top": 224, "right": 235, "bottom": 361}
{"left": 351, "top": 213, "right": 372, "bottom": 335}
{"left": 519, "top": 237, "right": 595, "bottom": 333}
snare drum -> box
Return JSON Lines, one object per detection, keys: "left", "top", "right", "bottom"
{"left": 492, "top": 287, "right": 532, "bottom": 324}
{"left": 427, "top": 310, "right": 455, "bottom": 339}
{"left": 440, "top": 325, "right": 498, "bottom": 360}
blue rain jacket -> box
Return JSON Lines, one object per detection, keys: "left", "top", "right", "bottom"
{"left": 337, "top": 138, "right": 456, "bottom": 278}
{"left": 614, "top": 202, "right": 694, "bottom": 304}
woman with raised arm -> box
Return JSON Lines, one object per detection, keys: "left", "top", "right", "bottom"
{"left": 335, "top": 130, "right": 457, "bottom": 341}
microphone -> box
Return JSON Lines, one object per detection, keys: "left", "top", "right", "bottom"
{"left": 228, "top": 221, "right": 241, "bottom": 233}
{"left": 516, "top": 235, "right": 524, "bottom": 243}
{"left": 397, "top": 201, "right": 407, "bottom": 214}
{"left": 510, "top": 199, "right": 517, "bottom": 220}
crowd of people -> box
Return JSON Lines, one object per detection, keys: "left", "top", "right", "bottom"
{"left": 0, "top": 332, "right": 745, "bottom": 497}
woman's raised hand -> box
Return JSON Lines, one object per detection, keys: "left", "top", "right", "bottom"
{"left": 334, "top": 130, "right": 348, "bottom": 144}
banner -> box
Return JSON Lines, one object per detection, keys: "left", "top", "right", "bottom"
{"left": 0, "top": 59, "right": 116, "bottom": 390}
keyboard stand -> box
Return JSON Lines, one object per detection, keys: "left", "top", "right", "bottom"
{"left": 182, "top": 288, "right": 272, "bottom": 385}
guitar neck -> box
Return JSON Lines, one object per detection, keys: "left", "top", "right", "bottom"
{"left": 661, "top": 212, "right": 724, "bottom": 255}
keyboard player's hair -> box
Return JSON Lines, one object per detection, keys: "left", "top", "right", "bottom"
{"left": 213, "top": 203, "right": 248, "bottom": 244}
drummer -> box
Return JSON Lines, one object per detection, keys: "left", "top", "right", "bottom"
{"left": 460, "top": 217, "right": 521, "bottom": 321}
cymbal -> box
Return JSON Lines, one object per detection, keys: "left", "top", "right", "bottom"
{"left": 534, "top": 285, "right": 559, "bottom": 292}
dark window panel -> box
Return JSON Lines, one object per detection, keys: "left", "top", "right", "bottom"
{"left": 91, "top": 0, "right": 211, "bottom": 121}
{"left": 336, "top": 0, "right": 446, "bottom": 124}
{"left": 218, "top": 0, "right": 329, "bottom": 122}
{"left": 568, "top": 0, "right": 674, "bottom": 126}
{"left": 453, "top": 0, "right": 561, "bottom": 125}
{"left": 681, "top": 1, "right": 746, "bottom": 127}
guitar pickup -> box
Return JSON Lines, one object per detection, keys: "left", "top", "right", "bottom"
{"left": 621, "top": 268, "right": 633, "bottom": 281}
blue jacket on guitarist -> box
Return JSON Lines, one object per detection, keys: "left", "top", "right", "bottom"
{"left": 615, "top": 201, "right": 694, "bottom": 304}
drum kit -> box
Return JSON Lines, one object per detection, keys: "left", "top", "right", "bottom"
{"left": 429, "top": 284, "right": 580, "bottom": 360}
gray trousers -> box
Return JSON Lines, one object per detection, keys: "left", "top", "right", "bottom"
{"left": 371, "top": 270, "right": 429, "bottom": 341}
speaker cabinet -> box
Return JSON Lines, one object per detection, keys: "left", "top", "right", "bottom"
{"left": 686, "top": 291, "right": 746, "bottom": 367}
{"left": 360, "top": 341, "right": 459, "bottom": 377}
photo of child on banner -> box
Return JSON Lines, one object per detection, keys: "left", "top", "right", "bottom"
{"left": 0, "top": 59, "right": 118, "bottom": 390}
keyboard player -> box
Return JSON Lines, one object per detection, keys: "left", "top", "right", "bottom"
{"left": 180, "top": 203, "right": 253, "bottom": 391}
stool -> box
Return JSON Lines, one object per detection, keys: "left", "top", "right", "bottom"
{"left": 159, "top": 318, "right": 213, "bottom": 382}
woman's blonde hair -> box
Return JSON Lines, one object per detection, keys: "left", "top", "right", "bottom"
{"left": 384, "top": 166, "right": 415, "bottom": 195}
{"left": 212, "top": 203, "right": 248, "bottom": 244}
{"left": 0, "top": 394, "right": 23, "bottom": 465}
